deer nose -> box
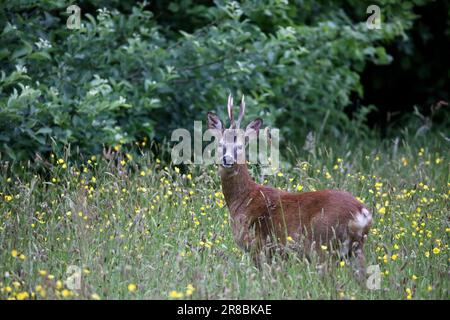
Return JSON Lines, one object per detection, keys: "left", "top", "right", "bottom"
{"left": 222, "top": 155, "right": 234, "bottom": 167}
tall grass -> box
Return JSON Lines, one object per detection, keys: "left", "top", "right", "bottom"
{"left": 0, "top": 134, "right": 448, "bottom": 300}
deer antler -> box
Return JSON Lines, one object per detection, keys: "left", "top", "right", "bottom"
{"left": 236, "top": 95, "right": 246, "bottom": 129}
{"left": 227, "top": 94, "right": 235, "bottom": 128}
{"left": 227, "top": 94, "right": 246, "bottom": 128}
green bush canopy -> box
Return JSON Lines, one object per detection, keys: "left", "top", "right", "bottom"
{"left": 0, "top": 0, "right": 436, "bottom": 160}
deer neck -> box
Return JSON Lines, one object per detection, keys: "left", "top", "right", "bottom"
{"left": 219, "top": 164, "right": 256, "bottom": 217}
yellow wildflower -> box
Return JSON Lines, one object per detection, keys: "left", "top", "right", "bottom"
{"left": 16, "top": 292, "right": 29, "bottom": 300}
{"left": 169, "top": 290, "right": 184, "bottom": 299}
{"left": 401, "top": 157, "right": 408, "bottom": 166}
{"left": 127, "top": 283, "right": 137, "bottom": 292}
{"left": 406, "top": 288, "right": 412, "bottom": 300}
{"left": 91, "top": 293, "right": 101, "bottom": 300}
{"left": 56, "top": 280, "right": 63, "bottom": 290}
{"left": 186, "top": 284, "right": 195, "bottom": 296}
{"left": 61, "top": 289, "right": 71, "bottom": 298}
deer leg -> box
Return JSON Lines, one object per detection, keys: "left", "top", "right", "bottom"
{"left": 236, "top": 223, "right": 264, "bottom": 268}
{"left": 250, "top": 248, "right": 263, "bottom": 269}
{"left": 350, "top": 241, "right": 367, "bottom": 283}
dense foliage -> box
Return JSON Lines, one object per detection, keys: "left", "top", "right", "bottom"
{"left": 0, "top": 0, "right": 444, "bottom": 160}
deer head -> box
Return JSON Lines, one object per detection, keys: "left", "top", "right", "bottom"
{"left": 207, "top": 94, "right": 263, "bottom": 169}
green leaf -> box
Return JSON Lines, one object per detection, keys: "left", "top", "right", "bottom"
{"left": 28, "top": 51, "right": 52, "bottom": 61}
{"left": 36, "top": 127, "right": 52, "bottom": 135}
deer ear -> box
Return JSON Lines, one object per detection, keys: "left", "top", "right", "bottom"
{"left": 245, "top": 118, "right": 263, "bottom": 136}
{"left": 207, "top": 112, "right": 223, "bottom": 131}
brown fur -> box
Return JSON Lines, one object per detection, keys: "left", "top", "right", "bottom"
{"left": 220, "top": 163, "right": 372, "bottom": 278}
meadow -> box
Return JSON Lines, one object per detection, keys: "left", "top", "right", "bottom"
{"left": 0, "top": 132, "right": 448, "bottom": 300}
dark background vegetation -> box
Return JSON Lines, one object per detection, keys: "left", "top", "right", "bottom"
{"left": 0, "top": 0, "right": 448, "bottom": 161}
{"left": 361, "top": 0, "right": 449, "bottom": 130}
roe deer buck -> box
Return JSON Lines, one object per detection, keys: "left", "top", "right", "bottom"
{"left": 207, "top": 94, "right": 373, "bottom": 280}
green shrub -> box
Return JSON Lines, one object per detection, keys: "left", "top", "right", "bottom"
{"left": 0, "top": 0, "right": 426, "bottom": 160}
